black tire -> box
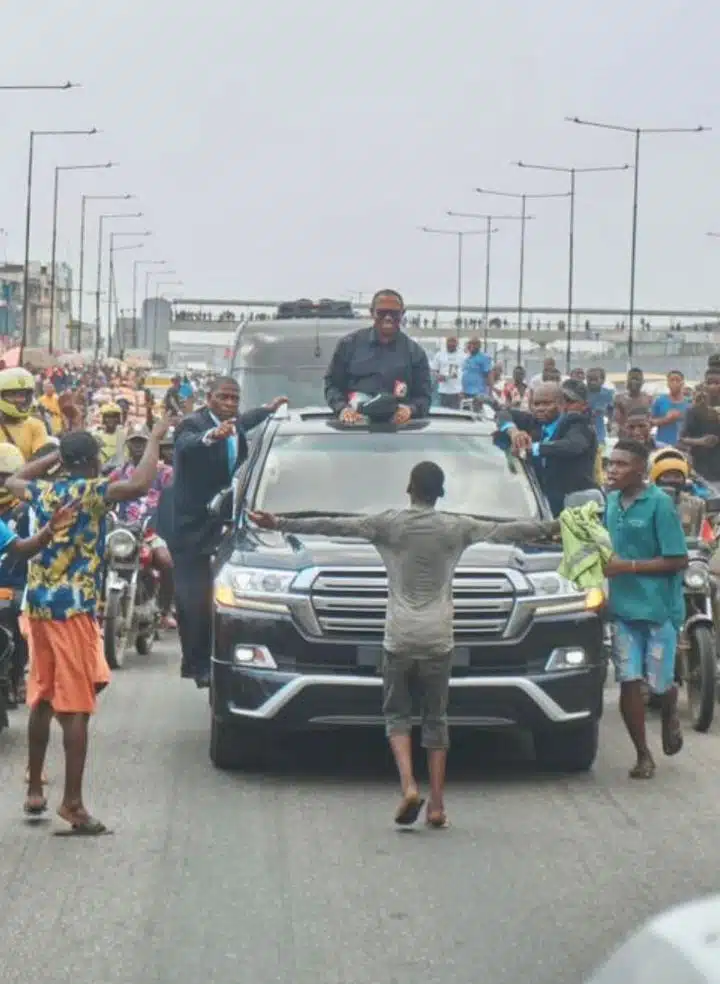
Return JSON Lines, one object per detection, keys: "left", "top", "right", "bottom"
{"left": 687, "top": 625, "right": 717, "bottom": 733}
{"left": 534, "top": 718, "right": 599, "bottom": 773}
{"left": 136, "top": 632, "right": 154, "bottom": 656}
{"left": 209, "top": 715, "right": 265, "bottom": 771}
{"left": 104, "top": 594, "right": 127, "bottom": 670}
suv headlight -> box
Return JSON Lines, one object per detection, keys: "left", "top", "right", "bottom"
{"left": 684, "top": 563, "right": 709, "bottom": 591}
{"left": 215, "top": 566, "right": 297, "bottom": 613}
{"left": 527, "top": 571, "right": 580, "bottom": 596}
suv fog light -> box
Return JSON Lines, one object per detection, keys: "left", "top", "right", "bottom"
{"left": 545, "top": 647, "right": 587, "bottom": 671}
{"left": 233, "top": 646, "right": 277, "bottom": 669}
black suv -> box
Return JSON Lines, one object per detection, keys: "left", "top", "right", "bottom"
{"left": 210, "top": 408, "right": 607, "bottom": 771}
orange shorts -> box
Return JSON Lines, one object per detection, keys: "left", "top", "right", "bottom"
{"left": 26, "top": 614, "right": 111, "bottom": 714}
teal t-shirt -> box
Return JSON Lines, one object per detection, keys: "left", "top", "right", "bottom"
{"left": 605, "top": 484, "right": 687, "bottom": 628}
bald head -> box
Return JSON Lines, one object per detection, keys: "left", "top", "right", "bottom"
{"left": 532, "top": 382, "right": 561, "bottom": 423}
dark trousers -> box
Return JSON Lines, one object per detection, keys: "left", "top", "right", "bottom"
{"left": 439, "top": 393, "right": 461, "bottom": 409}
{"left": 171, "top": 548, "right": 213, "bottom": 678}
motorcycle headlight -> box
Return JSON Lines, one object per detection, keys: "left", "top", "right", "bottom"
{"left": 107, "top": 528, "right": 136, "bottom": 561}
{"left": 684, "top": 563, "right": 709, "bottom": 590}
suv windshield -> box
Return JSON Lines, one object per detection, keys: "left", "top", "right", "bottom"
{"left": 252, "top": 432, "right": 540, "bottom": 518}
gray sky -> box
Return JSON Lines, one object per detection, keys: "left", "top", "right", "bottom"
{"left": 2, "top": 1, "right": 718, "bottom": 318}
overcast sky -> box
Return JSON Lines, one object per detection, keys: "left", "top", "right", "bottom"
{"left": 2, "top": 1, "right": 718, "bottom": 321}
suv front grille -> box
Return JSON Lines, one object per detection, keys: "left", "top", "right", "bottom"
{"left": 310, "top": 568, "right": 515, "bottom": 642}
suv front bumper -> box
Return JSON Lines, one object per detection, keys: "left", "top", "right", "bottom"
{"left": 211, "top": 608, "right": 607, "bottom": 735}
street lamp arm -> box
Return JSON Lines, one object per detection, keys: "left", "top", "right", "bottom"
{"left": 446, "top": 211, "right": 527, "bottom": 220}
{"left": 566, "top": 116, "right": 709, "bottom": 134}
{"left": 0, "top": 81, "right": 80, "bottom": 90}
{"left": 475, "top": 187, "right": 569, "bottom": 199}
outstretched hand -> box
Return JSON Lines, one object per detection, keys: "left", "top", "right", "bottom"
{"left": 248, "top": 510, "right": 280, "bottom": 530}
{"left": 48, "top": 502, "right": 78, "bottom": 532}
{"left": 151, "top": 413, "right": 179, "bottom": 441}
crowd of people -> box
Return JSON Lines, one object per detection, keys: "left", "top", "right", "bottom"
{"left": 1, "top": 286, "right": 718, "bottom": 833}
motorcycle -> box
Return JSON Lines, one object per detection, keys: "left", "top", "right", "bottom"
{"left": 102, "top": 514, "right": 161, "bottom": 669}
{"left": 676, "top": 539, "right": 717, "bottom": 732}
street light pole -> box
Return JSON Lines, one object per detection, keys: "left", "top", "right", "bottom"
{"left": 475, "top": 187, "right": 569, "bottom": 364}
{"left": 78, "top": 194, "right": 133, "bottom": 352}
{"left": 48, "top": 161, "right": 115, "bottom": 353}
{"left": 107, "top": 232, "right": 151, "bottom": 356}
{"left": 132, "top": 260, "right": 166, "bottom": 350}
{"left": 446, "top": 212, "right": 526, "bottom": 346}
{"left": 516, "top": 160, "right": 630, "bottom": 371}
{"left": 566, "top": 116, "right": 709, "bottom": 362}
{"left": 95, "top": 212, "right": 143, "bottom": 361}
{"left": 0, "top": 82, "right": 78, "bottom": 91}
{"left": 420, "top": 226, "right": 487, "bottom": 330}
{"left": 20, "top": 127, "right": 97, "bottom": 361}
{"left": 151, "top": 281, "right": 183, "bottom": 363}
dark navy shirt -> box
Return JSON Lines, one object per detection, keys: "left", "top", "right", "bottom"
{"left": 324, "top": 326, "right": 432, "bottom": 418}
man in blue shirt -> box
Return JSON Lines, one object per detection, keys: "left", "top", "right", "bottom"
{"left": 586, "top": 367, "right": 614, "bottom": 445}
{"left": 651, "top": 369, "right": 690, "bottom": 445}
{"left": 461, "top": 338, "right": 492, "bottom": 405}
{"left": 605, "top": 439, "right": 688, "bottom": 780}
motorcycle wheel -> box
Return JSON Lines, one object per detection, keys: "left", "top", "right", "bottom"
{"left": 687, "top": 625, "right": 716, "bottom": 733}
{"left": 104, "top": 593, "right": 128, "bottom": 670}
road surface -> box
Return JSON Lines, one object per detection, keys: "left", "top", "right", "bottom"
{"left": 0, "top": 638, "right": 718, "bottom": 984}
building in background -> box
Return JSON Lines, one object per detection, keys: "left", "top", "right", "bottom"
{"left": 0, "top": 261, "right": 73, "bottom": 349}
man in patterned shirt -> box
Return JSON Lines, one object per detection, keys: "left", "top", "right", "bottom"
{"left": 7, "top": 415, "right": 174, "bottom": 834}
{"left": 109, "top": 423, "right": 175, "bottom": 626}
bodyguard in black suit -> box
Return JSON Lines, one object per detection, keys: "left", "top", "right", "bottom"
{"left": 170, "top": 377, "right": 287, "bottom": 687}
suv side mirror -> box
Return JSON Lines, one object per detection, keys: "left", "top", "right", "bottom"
{"left": 564, "top": 489, "right": 606, "bottom": 511}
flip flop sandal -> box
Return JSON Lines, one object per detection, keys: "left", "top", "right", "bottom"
{"left": 394, "top": 793, "right": 425, "bottom": 826}
{"left": 629, "top": 758, "right": 656, "bottom": 780}
{"left": 53, "top": 817, "right": 112, "bottom": 837}
{"left": 662, "top": 716, "right": 684, "bottom": 757}
{"left": 23, "top": 797, "right": 48, "bottom": 817}
{"left": 426, "top": 811, "right": 450, "bottom": 829}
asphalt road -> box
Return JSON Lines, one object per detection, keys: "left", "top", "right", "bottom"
{"left": 1, "top": 639, "right": 719, "bottom": 984}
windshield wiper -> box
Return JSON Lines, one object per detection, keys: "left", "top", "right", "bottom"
{"left": 275, "top": 510, "right": 358, "bottom": 518}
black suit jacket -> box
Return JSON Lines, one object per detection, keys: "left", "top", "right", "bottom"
{"left": 169, "top": 405, "right": 271, "bottom": 553}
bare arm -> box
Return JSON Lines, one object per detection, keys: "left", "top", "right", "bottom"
{"left": 6, "top": 451, "right": 61, "bottom": 499}
{"left": 275, "top": 515, "right": 382, "bottom": 540}
{"left": 462, "top": 517, "right": 560, "bottom": 546}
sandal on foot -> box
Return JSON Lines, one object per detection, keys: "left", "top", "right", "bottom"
{"left": 53, "top": 816, "right": 112, "bottom": 837}
{"left": 426, "top": 810, "right": 450, "bottom": 829}
{"left": 662, "top": 715, "right": 684, "bottom": 757}
{"left": 629, "top": 758, "right": 656, "bottom": 780}
{"left": 23, "top": 795, "right": 48, "bottom": 817}
{"left": 394, "top": 792, "right": 425, "bottom": 826}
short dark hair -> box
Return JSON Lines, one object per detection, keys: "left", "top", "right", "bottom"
{"left": 614, "top": 438, "right": 649, "bottom": 465}
{"left": 408, "top": 461, "right": 444, "bottom": 503}
{"left": 59, "top": 431, "right": 100, "bottom": 469}
{"left": 628, "top": 367, "right": 643, "bottom": 376}
{"left": 208, "top": 376, "right": 239, "bottom": 394}
{"left": 706, "top": 366, "right": 720, "bottom": 380}
{"left": 667, "top": 369, "right": 684, "bottom": 378}
{"left": 707, "top": 353, "right": 720, "bottom": 368}
{"left": 562, "top": 379, "right": 587, "bottom": 402}
{"left": 371, "top": 289, "right": 404, "bottom": 310}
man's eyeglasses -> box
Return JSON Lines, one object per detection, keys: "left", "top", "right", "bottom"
{"left": 375, "top": 309, "right": 402, "bottom": 322}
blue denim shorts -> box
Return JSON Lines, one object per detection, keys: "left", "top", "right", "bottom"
{"left": 611, "top": 619, "right": 678, "bottom": 694}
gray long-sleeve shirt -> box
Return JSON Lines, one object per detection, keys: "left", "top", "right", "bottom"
{"left": 277, "top": 508, "right": 559, "bottom": 656}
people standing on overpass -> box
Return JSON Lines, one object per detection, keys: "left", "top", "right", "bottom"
{"left": 249, "top": 461, "right": 559, "bottom": 829}
{"left": 324, "top": 289, "right": 432, "bottom": 425}
{"left": 170, "top": 377, "right": 287, "bottom": 689}
{"left": 496, "top": 380, "right": 598, "bottom": 517}
{"left": 431, "top": 336, "right": 465, "bottom": 409}
{"left": 460, "top": 338, "right": 492, "bottom": 406}
{"left": 613, "top": 368, "right": 652, "bottom": 438}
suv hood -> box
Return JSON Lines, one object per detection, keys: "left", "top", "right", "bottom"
{"left": 231, "top": 528, "right": 561, "bottom": 573}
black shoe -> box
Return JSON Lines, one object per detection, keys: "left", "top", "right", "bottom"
{"left": 195, "top": 672, "right": 210, "bottom": 690}
{"left": 181, "top": 665, "right": 195, "bottom": 679}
